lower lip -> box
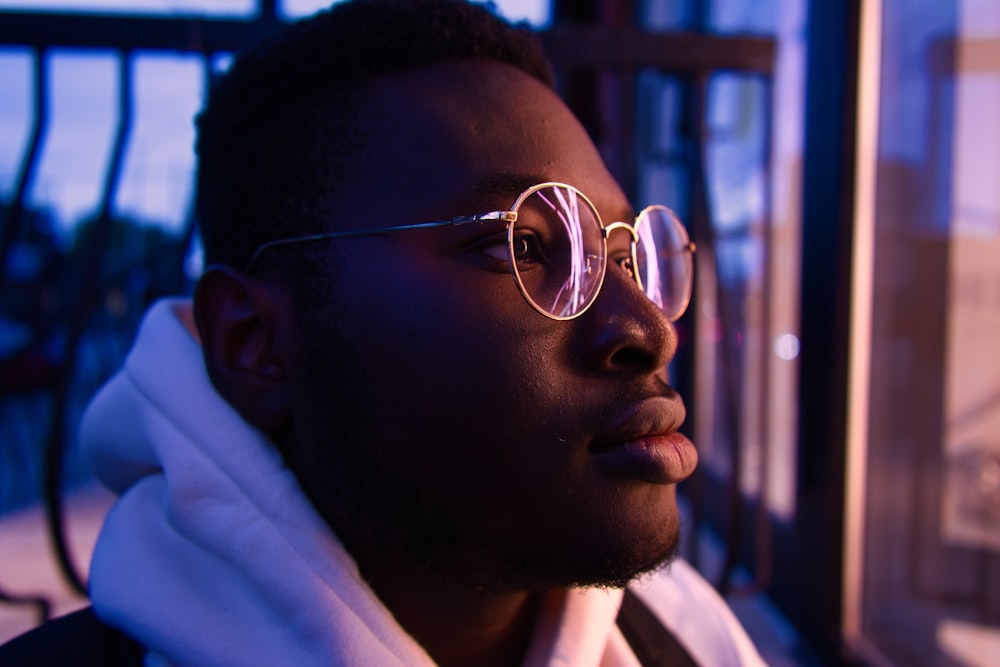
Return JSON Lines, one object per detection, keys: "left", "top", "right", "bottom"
{"left": 593, "top": 432, "right": 698, "bottom": 484}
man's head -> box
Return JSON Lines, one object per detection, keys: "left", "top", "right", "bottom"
{"left": 193, "top": 0, "right": 696, "bottom": 597}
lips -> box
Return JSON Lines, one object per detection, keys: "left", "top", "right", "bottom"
{"left": 591, "top": 397, "right": 699, "bottom": 485}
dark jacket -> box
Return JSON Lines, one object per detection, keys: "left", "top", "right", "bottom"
{"left": 0, "top": 607, "right": 143, "bottom": 667}
{"left": 0, "top": 591, "right": 696, "bottom": 667}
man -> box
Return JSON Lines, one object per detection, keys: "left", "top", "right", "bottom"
{"left": 1, "top": 1, "right": 765, "bottom": 665}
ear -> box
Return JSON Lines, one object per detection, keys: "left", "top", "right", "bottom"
{"left": 193, "top": 265, "right": 294, "bottom": 431}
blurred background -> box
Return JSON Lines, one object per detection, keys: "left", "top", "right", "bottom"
{"left": 0, "top": 0, "right": 997, "bottom": 665}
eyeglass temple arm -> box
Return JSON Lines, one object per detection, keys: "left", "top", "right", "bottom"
{"left": 244, "top": 210, "right": 517, "bottom": 271}
{"left": 421, "top": 210, "right": 517, "bottom": 226}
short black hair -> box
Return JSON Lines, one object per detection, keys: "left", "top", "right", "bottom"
{"left": 195, "top": 0, "right": 553, "bottom": 269}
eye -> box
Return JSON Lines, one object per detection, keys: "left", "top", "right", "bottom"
{"left": 510, "top": 231, "right": 548, "bottom": 267}
{"left": 612, "top": 253, "right": 635, "bottom": 279}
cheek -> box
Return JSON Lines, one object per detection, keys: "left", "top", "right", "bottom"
{"left": 336, "top": 250, "right": 577, "bottom": 468}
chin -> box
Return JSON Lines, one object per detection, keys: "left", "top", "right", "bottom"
{"left": 463, "top": 520, "right": 684, "bottom": 594}
{"left": 448, "top": 490, "right": 687, "bottom": 593}
{"left": 568, "top": 493, "right": 682, "bottom": 588}
{"left": 572, "top": 532, "right": 681, "bottom": 590}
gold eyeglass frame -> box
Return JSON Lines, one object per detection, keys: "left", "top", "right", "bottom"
{"left": 244, "top": 182, "right": 695, "bottom": 321}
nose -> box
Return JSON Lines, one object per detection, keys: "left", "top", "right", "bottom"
{"left": 575, "top": 263, "right": 677, "bottom": 376}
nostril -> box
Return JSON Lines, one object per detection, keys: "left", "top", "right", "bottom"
{"left": 608, "top": 345, "right": 660, "bottom": 372}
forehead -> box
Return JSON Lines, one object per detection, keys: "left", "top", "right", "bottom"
{"left": 328, "top": 60, "right": 630, "bottom": 227}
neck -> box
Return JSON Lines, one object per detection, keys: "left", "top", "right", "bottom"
{"left": 362, "top": 563, "right": 542, "bottom": 667}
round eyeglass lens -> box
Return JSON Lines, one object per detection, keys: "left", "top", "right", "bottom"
{"left": 509, "top": 184, "right": 606, "bottom": 319}
{"left": 633, "top": 205, "right": 694, "bottom": 321}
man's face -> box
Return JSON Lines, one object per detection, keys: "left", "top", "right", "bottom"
{"left": 281, "top": 60, "right": 697, "bottom": 592}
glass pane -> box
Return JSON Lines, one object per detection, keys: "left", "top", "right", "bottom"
{"left": 860, "top": 0, "right": 1000, "bottom": 664}
{"left": 0, "top": 0, "right": 254, "bottom": 16}
{"left": 0, "top": 48, "right": 32, "bottom": 201}
{"left": 281, "top": 0, "right": 551, "bottom": 26}
{"left": 35, "top": 50, "right": 119, "bottom": 233}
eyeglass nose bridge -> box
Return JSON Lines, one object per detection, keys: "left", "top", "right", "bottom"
{"left": 601, "top": 220, "right": 640, "bottom": 240}
{"left": 600, "top": 220, "right": 644, "bottom": 291}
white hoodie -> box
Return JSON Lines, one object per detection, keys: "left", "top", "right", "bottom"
{"left": 82, "top": 298, "right": 765, "bottom": 667}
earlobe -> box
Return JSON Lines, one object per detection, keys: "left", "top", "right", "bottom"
{"left": 193, "top": 266, "right": 293, "bottom": 431}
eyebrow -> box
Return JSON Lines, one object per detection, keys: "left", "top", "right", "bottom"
{"left": 461, "top": 172, "right": 550, "bottom": 208}
{"left": 457, "top": 172, "right": 636, "bottom": 225}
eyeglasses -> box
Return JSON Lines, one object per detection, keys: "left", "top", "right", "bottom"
{"left": 245, "top": 182, "right": 695, "bottom": 321}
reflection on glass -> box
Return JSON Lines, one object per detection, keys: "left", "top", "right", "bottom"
{"left": 860, "top": 1, "right": 1000, "bottom": 665}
